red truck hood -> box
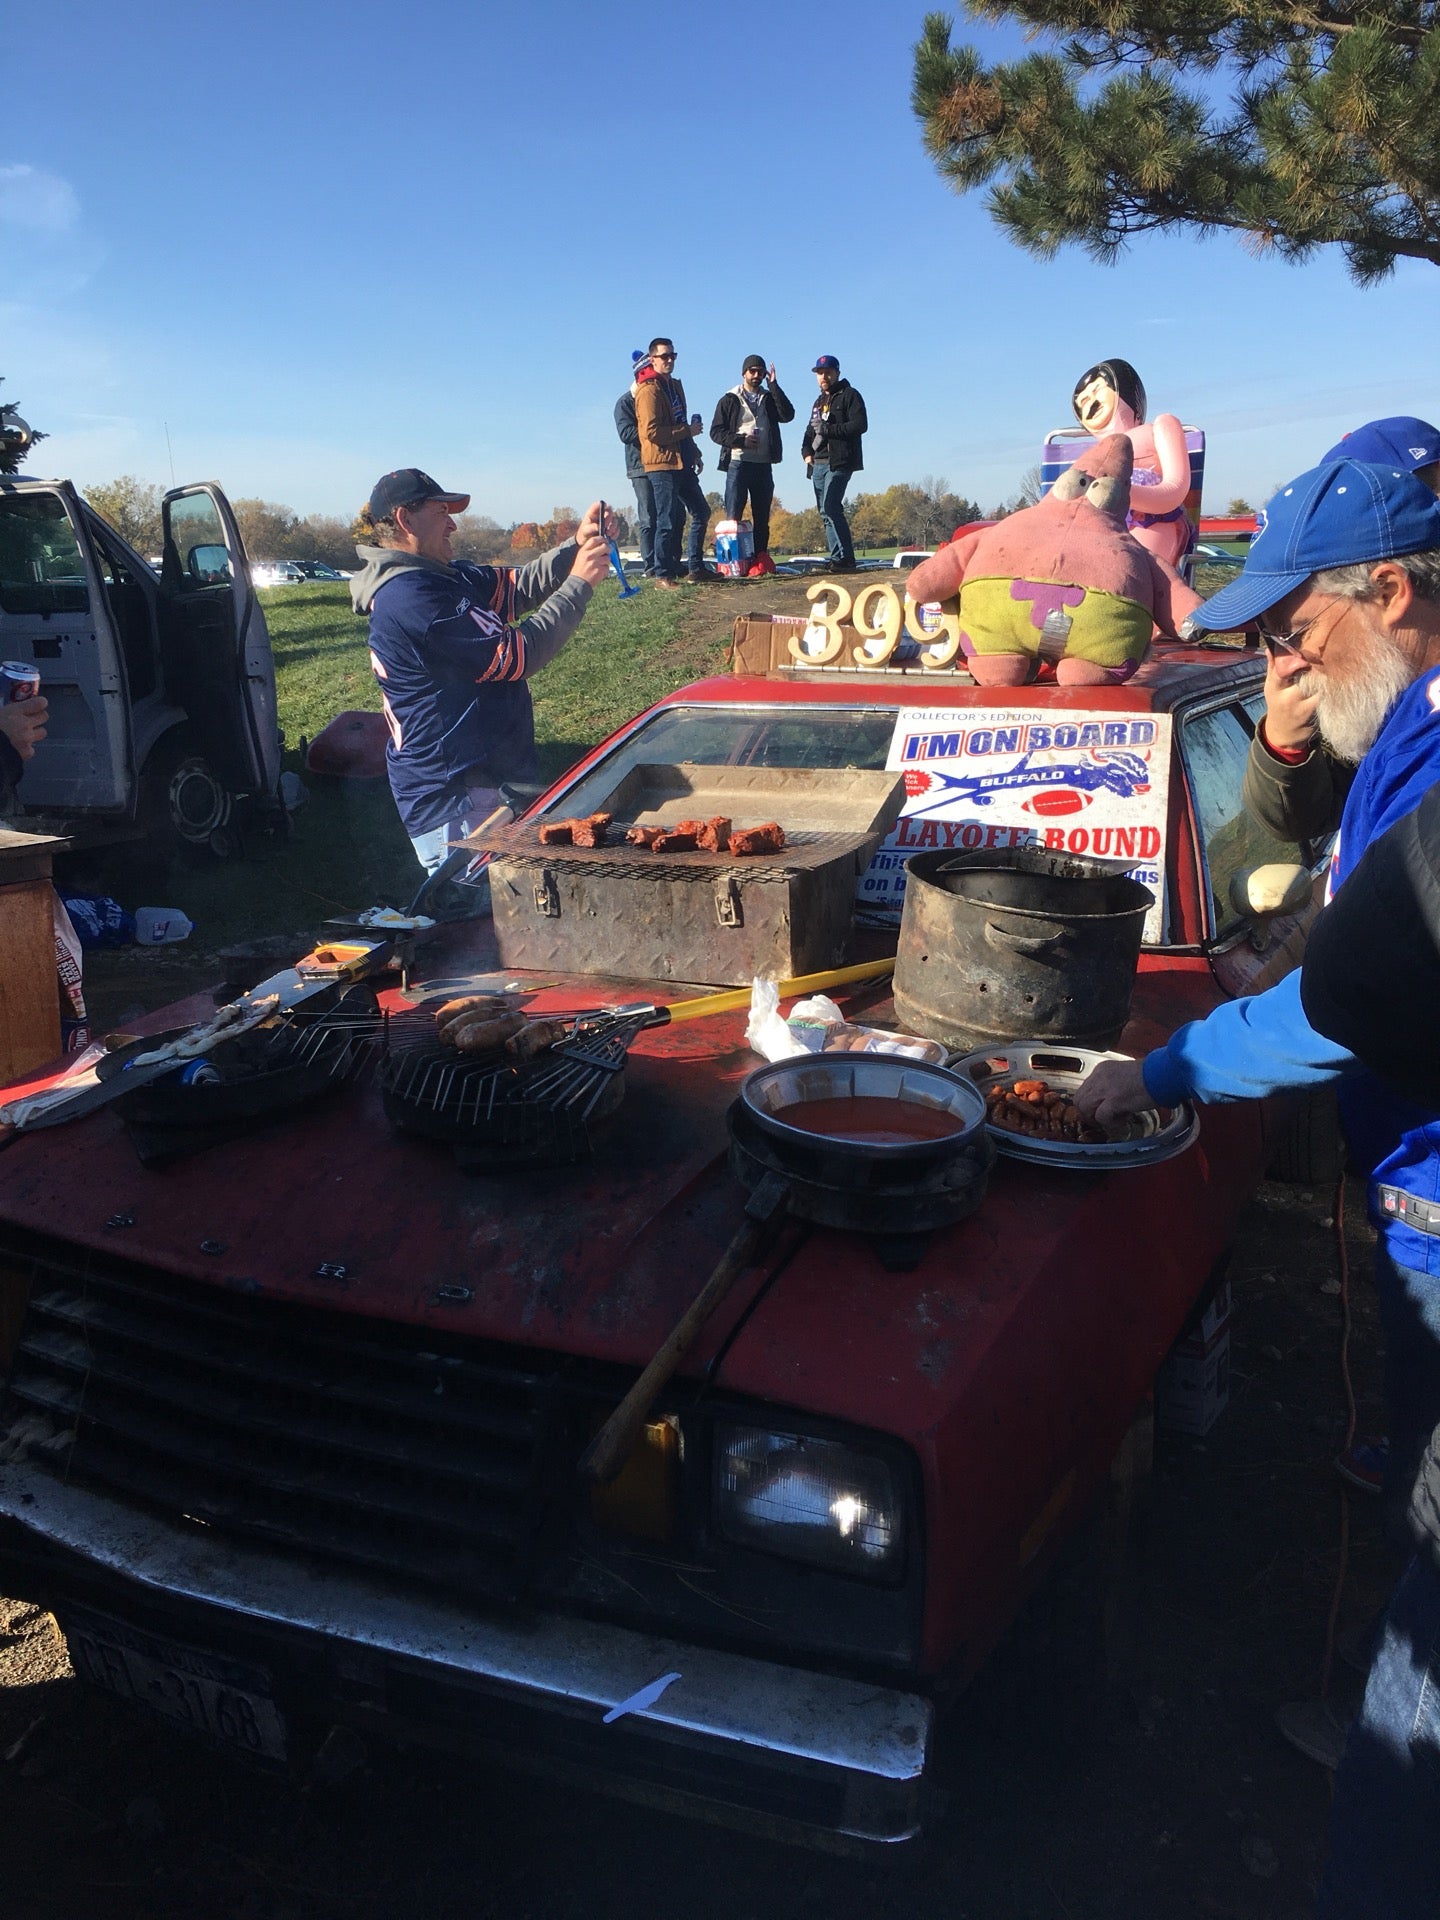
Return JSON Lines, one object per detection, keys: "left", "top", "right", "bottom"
{"left": 0, "top": 950, "right": 1240, "bottom": 1444}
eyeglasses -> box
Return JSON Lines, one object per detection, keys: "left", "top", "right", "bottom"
{"left": 1255, "top": 601, "right": 1338, "bottom": 657}
{"left": 652, "top": 352, "right": 676, "bottom": 363}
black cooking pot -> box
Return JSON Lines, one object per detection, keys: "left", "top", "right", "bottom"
{"left": 893, "top": 847, "right": 1154, "bottom": 1052}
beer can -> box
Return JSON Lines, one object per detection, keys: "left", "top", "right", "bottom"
{"left": 1, "top": 661, "right": 41, "bottom": 703}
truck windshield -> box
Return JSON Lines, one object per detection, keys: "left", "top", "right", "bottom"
{"left": 550, "top": 706, "right": 897, "bottom": 817}
{"left": 0, "top": 493, "right": 90, "bottom": 615}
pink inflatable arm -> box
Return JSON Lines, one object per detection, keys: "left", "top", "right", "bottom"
{"left": 905, "top": 533, "right": 980, "bottom": 605}
{"left": 1133, "top": 412, "right": 1191, "bottom": 516}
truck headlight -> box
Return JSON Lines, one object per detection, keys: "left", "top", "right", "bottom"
{"left": 714, "top": 1425, "right": 904, "bottom": 1579}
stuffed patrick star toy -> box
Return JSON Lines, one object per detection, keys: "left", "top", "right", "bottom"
{"left": 904, "top": 435, "right": 1200, "bottom": 686}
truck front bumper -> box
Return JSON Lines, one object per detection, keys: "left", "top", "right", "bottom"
{"left": 0, "top": 1470, "right": 931, "bottom": 1846}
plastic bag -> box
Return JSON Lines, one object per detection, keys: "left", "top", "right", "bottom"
{"left": 58, "top": 891, "right": 135, "bottom": 949}
{"left": 745, "top": 978, "right": 810, "bottom": 1062}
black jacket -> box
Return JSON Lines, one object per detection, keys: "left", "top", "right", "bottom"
{"left": 1300, "top": 780, "right": 1440, "bottom": 1105}
{"left": 614, "top": 391, "right": 645, "bottom": 482}
{"left": 709, "top": 382, "right": 795, "bottom": 471}
{"left": 801, "top": 379, "right": 867, "bottom": 472}
{"left": 0, "top": 734, "right": 21, "bottom": 814}
{"left": 1298, "top": 783, "right": 1440, "bottom": 1573}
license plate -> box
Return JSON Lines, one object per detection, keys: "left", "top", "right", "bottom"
{"left": 62, "top": 1607, "right": 288, "bottom": 1762}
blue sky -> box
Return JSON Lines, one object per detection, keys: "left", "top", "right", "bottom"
{"left": 6, "top": 0, "right": 1437, "bottom": 526}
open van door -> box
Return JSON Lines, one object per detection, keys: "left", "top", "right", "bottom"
{"left": 0, "top": 479, "right": 134, "bottom": 817}
{"left": 159, "top": 486, "right": 281, "bottom": 812}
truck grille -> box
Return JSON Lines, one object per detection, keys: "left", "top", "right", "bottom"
{"left": 0, "top": 1236, "right": 564, "bottom": 1604}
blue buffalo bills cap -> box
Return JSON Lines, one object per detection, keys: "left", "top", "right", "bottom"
{"left": 1188, "top": 459, "right": 1440, "bottom": 632}
{"left": 1319, "top": 416, "right": 1440, "bottom": 474}
{"left": 812, "top": 354, "right": 840, "bottom": 372}
{"left": 367, "top": 468, "right": 470, "bottom": 520}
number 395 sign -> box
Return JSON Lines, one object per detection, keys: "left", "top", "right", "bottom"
{"left": 789, "top": 580, "right": 965, "bottom": 669}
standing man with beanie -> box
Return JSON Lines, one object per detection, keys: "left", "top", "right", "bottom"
{"left": 801, "top": 355, "right": 867, "bottom": 572}
{"left": 614, "top": 354, "right": 657, "bottom": 578}
{"left": 710, "top": 356, "right": 794, "bottom": 575}
{"left": 352, "top": 469, "right": 612, "bottom": 877}
{"left": 635, "top": 336, "right": 716, "bottom": 588}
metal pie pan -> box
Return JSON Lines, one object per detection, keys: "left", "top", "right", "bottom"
{"left": 949, "top": 1041, "right": 1199, "bottom": 1171}
{"left": 741, "top": 1054, "right": 988, "bottom": 1163}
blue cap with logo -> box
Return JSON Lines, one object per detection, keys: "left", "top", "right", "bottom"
{"left": 811, "top": 354, "right": 840, "bottom": 372}
{"left": 1188, "top": 459, "right": 1440, "bottom": 633}
{"left": 1318, "top": 416, "right": 1439, "bottom": 474}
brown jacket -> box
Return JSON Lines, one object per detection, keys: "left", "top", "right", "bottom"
{"left": 636, "top": 375, "right": 693, "bottom": 473}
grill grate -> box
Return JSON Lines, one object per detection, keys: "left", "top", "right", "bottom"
{"left": 380, "top": 1005, "right": 663, "bottom": 1167}
{"left": 0, "top": 1240, "right": 563, "bottom": 1604}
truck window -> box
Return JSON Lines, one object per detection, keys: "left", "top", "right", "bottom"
{"left": 1181, "top": 702, "right": 1307, "bottom": 938}
{"left": 0, "top": 493, "right": 90, "bottom": 616}
{"left": 165, "top": 493, "right": 232, "bottom": 589}
{"left": 551, "top": 706, "right": 896, "bottom": 818}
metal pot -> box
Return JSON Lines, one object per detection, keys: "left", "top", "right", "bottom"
{"left": 893, "top": 847, "right": 1154, "bottom": 1052}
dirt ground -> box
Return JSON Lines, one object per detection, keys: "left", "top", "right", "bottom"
{"left": 1, "top": 1172, "right": 1393, "bottom": 1920}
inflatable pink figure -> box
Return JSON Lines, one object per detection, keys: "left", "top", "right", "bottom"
{"left": 1071, "top": 358, "right": 1193, "bottom": 571}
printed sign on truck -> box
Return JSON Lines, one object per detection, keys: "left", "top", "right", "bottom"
{"left": 857, "top": 708, "right": 1173, "bottom": 944}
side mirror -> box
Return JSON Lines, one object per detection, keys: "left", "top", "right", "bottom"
{"left": 187, "top": 543, "right": 232, "bottom": 584}
{"left": 1229, "top": 863, "right": 1313, "bottom": 920}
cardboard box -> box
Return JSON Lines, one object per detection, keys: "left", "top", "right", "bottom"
{"left": 1157, "top": 1330, "right": 1230, "bottom": 1436}
{"left": 1157, "top": 1283, "right": 1233, "bottom": 1436}
{"left": 728, "top": 613, "right": 812, "bottom": 676}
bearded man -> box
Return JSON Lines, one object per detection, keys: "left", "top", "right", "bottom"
{"left": 1073, "top": 462, "right": 1440, "bottom": 1906}
{"left": 1079, "top": 455, "right": 1440, "bottom": 1524}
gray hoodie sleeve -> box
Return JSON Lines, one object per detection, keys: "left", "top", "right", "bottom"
{"left": 512, "top": 542, "right": 593, "bottom": 677}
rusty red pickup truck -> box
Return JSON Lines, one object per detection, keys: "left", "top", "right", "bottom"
{"left": 0, "top": 636, "right": 1327, "bottom": 1846}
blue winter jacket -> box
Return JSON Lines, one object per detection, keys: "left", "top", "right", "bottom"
{"left": 1143, "top": 663, "right": 1440, "bottom": 1272}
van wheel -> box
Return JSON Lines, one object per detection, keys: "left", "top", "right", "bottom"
{"left": 140, "top": 737, "right": 235, "bottom": 857}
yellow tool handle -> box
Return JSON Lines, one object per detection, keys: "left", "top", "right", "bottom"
{"left": 663, "top": 956, "right": 895, "bottom": 1024}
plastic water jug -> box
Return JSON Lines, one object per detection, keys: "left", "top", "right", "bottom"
{"left": 134, "top": 907, "right": 194, "bottom": 945}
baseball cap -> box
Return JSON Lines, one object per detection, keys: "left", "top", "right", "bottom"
{"left": 812, "top": 354, "right": 840, "bottom": 372}
{"left": 1319, "top": 416, "right": 1440, "bottom": 473}
{"left": 1189, "top": 459, "right": 1440, "bottom": 633}
{"left": 367, "top": 469, "right": 470, "bottom": 520}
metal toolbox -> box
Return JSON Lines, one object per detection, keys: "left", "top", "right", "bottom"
{"left": 474, "top": 764, "right": 904, "bottom": 987}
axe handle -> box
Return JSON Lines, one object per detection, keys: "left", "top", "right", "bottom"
{"left": 580, "top": 1173, "right": 789, "bottom": 1484}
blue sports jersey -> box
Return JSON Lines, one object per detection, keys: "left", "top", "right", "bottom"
{"left": 366, "top": 562, "right": 537, "bottom": 836}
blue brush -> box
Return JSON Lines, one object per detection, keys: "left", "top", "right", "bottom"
{"left": 598, "top": 500, "right": 640, "bottom": 598}
{"left": 609, "top": 539, "right": 640, "bottom": 598}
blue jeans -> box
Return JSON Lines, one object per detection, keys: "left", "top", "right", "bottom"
{"left": 723, "top": 462, "right": 776, "bottom": 556}
{"left": 1376, "top": 1244, "right": 1440, "bottom": 1542}
{"left": 1319, "top": 1552, "right": 1440, "bottom": 1919}
{"left": 629, "top": 474, "right": 655, "bottom": 575}
{"left": 649, "top": 466, "right": 710, "bottom": 577}
{"left": 407, "top": 780, "right": 502, "bottom": 880}
{"left": 811, "top": 463, "right": 854, "bottom": 566}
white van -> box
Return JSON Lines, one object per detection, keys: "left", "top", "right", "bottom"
{"left": 0, "top": 478, "right": 283, "bottom": 855}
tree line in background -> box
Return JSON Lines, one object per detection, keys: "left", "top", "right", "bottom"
{"left": 80, "top": 472, "right": 997, "bottom": 567}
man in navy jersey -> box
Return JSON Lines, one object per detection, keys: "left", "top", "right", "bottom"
{"left": 352, "top": 470, "right": 611, "bottom": 876}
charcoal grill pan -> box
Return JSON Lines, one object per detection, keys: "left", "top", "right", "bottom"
{"left": 106, "top": 987, "right": 381, "bottom": 1131}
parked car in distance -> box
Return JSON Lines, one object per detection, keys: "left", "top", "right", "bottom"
{"left": 251, "top": 560, "right": 306, "bottom": 588}
{"left": 892, "top": 550, "right": 934, "bottom": 569}
{"left": 291, "top": 560, "right": 347, "bottom": 581}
